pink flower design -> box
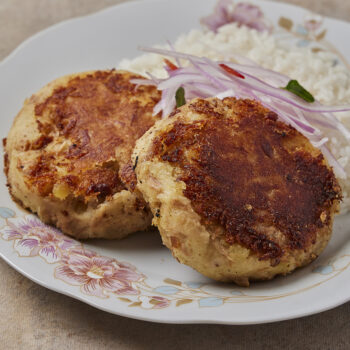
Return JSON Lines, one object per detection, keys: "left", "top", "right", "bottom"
{"left": 1, "top": 216, "right": 79, "bottom": 263}
{"left": 138, "top": 295, "right": 171, "bottom": 309}
{"left": 201, "top": 0, "right": 271, "bottom": 33}
{"left": 231, "top": 3, "right": 269, "bottom": 32}
{"left": 149, "top": 296, "right": 171, "bottom": 309}
{"left": 55, "top": 249, "right": 143, "bottom": 298}
{"left": 304, "top": 14, "right": 323, "bottom": 33}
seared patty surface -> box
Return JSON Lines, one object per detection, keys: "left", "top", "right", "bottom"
{"left": 133, "top": 97, "right": 341, "bottom": 285}
{"left": 5, "top": 70, "right": 161, "bottom": 239}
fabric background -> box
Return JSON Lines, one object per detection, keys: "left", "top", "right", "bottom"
{"left": 0, "top": 0, "right": 349, "bottom": 349}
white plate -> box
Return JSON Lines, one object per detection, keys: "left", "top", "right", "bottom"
{"left": 1, "top": 0, "right": 350, "bottom": 325}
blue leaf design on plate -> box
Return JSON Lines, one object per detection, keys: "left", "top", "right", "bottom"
{"left": 230, "top": 290, "right": 243, "bottom": 296}
{"left": 297, "top": 39, "right": 311, "bottom": 47}
{"left": 312, "top": 265, "right": 333, "bottom": 275}
{"left": 199, "top": 297, "right": 223, "bottom": 307}
{"left": 153, "top": 286, "right": 179, "bottom": 295}
{"left": 0, "top": 207, "right": 15, "bottom": 219}
{"left": 296, "top": 25, "right": 308, "bottom": 35}
{"left": 185, "top": 282, "right": 203, "bottom": 289}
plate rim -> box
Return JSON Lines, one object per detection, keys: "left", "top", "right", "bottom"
{"left": 1, "top": 0, "right": 350, "bottom": 325}
{"left": 2, "top": 237, "right": 349, "bottom": 325}
{"left": 2, "top": 0, "right": 350, "bottom": 68}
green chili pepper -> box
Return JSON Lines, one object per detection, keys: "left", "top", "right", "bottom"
{"left": 284, "top": 80, "right": 315, "bottom": 103}
{"left": 175, "top": 87, "right": 186, "bottom": 107}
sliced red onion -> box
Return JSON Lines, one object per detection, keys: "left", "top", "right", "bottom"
{"left": 312, "top": 137, "right": 329, "bottom": 148}
{"left": 166, "top": 40, "right": 181, "bottom": 67}
{"left": 132, "top": 47, "right": 350, "bottom": 178}
{"left": 157, "top": 75, "right": 207, "bottom": 90}
{"left": 321, "top": 146, "right": 347, "bottom": 179}
{"left": 219, "top": 61, "right": 290, "bottom": 86}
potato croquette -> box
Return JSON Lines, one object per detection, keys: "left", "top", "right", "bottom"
{"left": 132, "top": 97, "right": 341, "bottom": 286}
{"left": 4, "top": 70, "right": 161, "bottom": 239}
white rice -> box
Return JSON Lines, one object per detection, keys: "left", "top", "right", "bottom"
{"left": 119, "top": 23, "right": 350, "bottom": 212}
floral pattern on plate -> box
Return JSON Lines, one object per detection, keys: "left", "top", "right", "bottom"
{"left": 276, "top": 11, "right": 350, "bottom": 69}
{"left": 202, "top": 0, "right": 349, "bottom": 69}
{"left": 1, "top": 1, "right": 350, "bottom": 315}
{"left": 55, "top": 248, "right": 143, "bottom": 298}
{"left": 1, "top": 216, "right": 79, "bottom": 263}
{"left": 1, "top": 212, "right": 350, "bottom": 310}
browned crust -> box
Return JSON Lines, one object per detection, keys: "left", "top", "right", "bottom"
{"left": 150, "top": 98, "right": 341, "bottom": 261}
{"left": 120, "top": 163, "right": 138, "bottom": 192}
{"left": 18, "top": 70, "right": 160, "bottom": 201}
{"left": 3, "top": 138, "right": 9, "bottom": 177}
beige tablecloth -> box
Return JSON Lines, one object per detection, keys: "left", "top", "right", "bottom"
{"left": 1, "top": 1, "right": 349, "bottom": 349}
